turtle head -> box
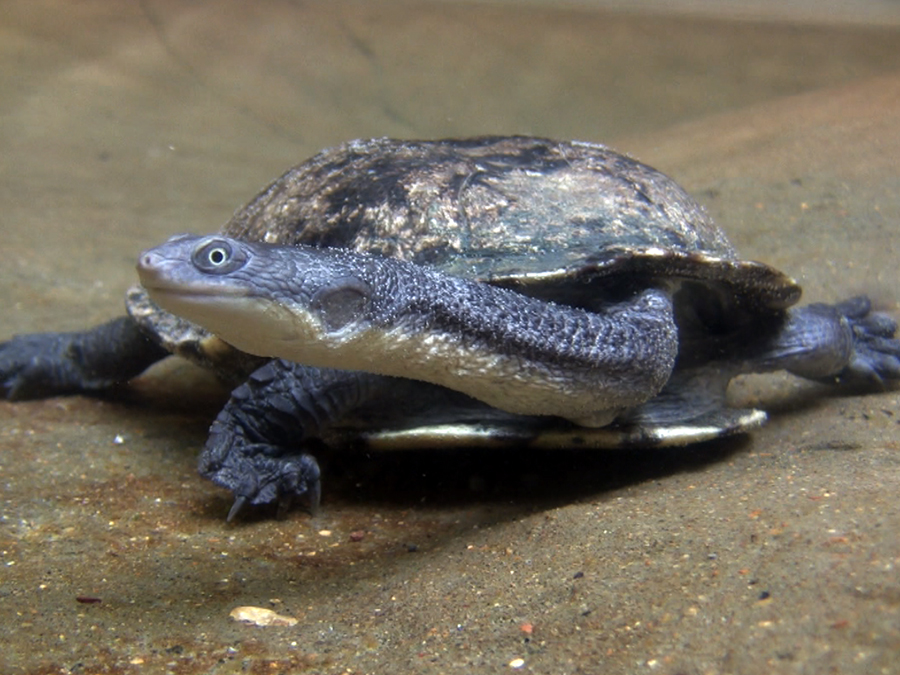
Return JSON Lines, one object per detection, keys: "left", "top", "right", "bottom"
{"left": 137, "top": 234, "right": 378, "bottom": 363}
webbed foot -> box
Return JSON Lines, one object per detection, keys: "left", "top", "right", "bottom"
{"left": 0, "top": 317, "right": 167, "bottom": 399}
{"left": 827, "top": 295, "right": 900, "bottom": 384}
{"left": 0, "top": 331, "right": 85, "bottom": 399}
{"left": 768, "top": 295, "right": 900, "bottom": 385}
{"left": 198, "top": 359, "right": 383, "bottom": 519}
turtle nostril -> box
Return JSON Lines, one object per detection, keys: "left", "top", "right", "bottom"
{"left": 137, "top": 251, "right": 164, "bottom": 275}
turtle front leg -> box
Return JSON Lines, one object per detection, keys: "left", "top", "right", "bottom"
{"left": 0, "top": 316, "right": 169, "bottom": 399}
{"left": 199, "top": 359, "right": 386, "bottom": 520}
{"left": 746, "top": 295, "right": 900, "bottom": 384}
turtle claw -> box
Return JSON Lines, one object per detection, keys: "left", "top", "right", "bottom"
{"left": 834, "top": 296, "right": 900, "bottom": 385}
{"left": 306, "top": 480, "right": 322, "bottom": 515}
{"left": 227, "top": 496, "right": 248, "bottom": 523}
{"left": 205, "top": 451, "right": 322, "bottom": 521}
{"left": 200, "top": 415, "right": 323, "bottom": 520}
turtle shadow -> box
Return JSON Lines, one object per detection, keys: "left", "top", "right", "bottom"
{"left": 306, "top": 435, "right": 752, "bottom": 512}
{"left": 107, "top": 370, "right": 895, "bottom": 524}
{"left": 78, "top": 378, "right": 745, "bottom": 524}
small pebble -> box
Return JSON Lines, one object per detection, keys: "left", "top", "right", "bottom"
{"left": 509, "top": 657, "right": 525, "bottom": 669}
{"left": 229, "top": 606, "right": 298, "bottom": 627}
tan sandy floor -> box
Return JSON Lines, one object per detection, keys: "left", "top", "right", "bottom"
{"left": 1, "top": 2, "right": 899, "bottom": 673}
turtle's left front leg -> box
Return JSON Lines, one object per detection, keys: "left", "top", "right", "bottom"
{"left": 199, "top": 359, "right": 387, "bottom": 520}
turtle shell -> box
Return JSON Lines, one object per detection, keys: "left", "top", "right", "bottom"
{"left": 128, "top": 136, "right": 801, "bottom": 444}
{"left": 224, "top": 136, "right": 799, "bottom": 308}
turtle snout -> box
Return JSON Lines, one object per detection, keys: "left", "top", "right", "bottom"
{"left": 136, "top": 249, "right": 165, "bottom": 282}
{"left": 137, "top": 250, "right": 162, "bottom": 272}
{"left": 137, "top": 235, "right": 209, "bottom": 287}
{"left": 136, "top": 244, "right": 194, "bottom": 290}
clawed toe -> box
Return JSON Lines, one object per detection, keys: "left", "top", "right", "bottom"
{"left": 834, "top": 295, "right": 872, "bottom": 319}
{"left": 855, "top": 314, "right": 899, "bottom": 340}
{"left": 836, "top": 296, "right": 900, "bottom": 384}
{"left": 227, "top": 496, "right": 249, "bottom": 522}
{"left": 199, "top": 428, "right": 322, "bottom": 520}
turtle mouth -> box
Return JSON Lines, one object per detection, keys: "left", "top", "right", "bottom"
{"left": 140, "top": 284, "right": 249, "bottom": 299}
{"left": 139, "top": 285, "right": 256, "bottom": 330}
{"left": 137, "top": 273, "right": 254, "bottom": 309}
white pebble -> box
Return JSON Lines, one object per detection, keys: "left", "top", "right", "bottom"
{"left": 229, "top": 606, "right": 298, "bottom": 627}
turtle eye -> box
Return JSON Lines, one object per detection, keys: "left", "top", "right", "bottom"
{"left": 192, "top": 238, "right": 247, "bottom": 274}
{"left": 207, "top": 246, "right": 229, "bottom": 266}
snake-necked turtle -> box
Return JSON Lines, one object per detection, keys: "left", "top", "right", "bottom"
{"left": 3, "top": 137, "right": 899, "bottom": 520}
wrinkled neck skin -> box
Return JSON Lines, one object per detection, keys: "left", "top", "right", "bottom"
{"left": 142, "top": 239, "right": 678, "bottom": 426}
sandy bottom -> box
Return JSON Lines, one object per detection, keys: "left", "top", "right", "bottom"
{"left": 1, "top": 2, "right": 899, "bottom": 673}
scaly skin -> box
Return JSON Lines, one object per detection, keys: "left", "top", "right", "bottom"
{"left": 137, "top": 235, "right": 680, "bottom": 426}
{"left": 0, "top": 316, "right": 168, "bottom": 400}
{"left": 200, "top": 361, "right": 386, "bottom": 520}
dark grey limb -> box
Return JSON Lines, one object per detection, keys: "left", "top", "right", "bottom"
{"left": 644, "top": 296, "right": 900, "bottom": 427}
{"left": 0, "top": 316, "right": 169, "bottom": 400}
{"left": 199, "top": 359, "right": 388, "bottom": 520}
{"left": 747, "top": 295, "right": 900, "bottom": 384}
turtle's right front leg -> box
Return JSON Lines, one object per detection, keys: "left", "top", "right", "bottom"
{"left": 0, "top": 316, "right": 169, "bottom": 399}
{"left": 199, "top": 359, "right": 387, "bottom": 520}
{"left": 742, "top": 295, "right": 900, "bottom": 384}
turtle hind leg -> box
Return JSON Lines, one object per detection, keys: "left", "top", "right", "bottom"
{"left": 0, "top": 316, "right": 169, "bottom": 400}
{"left": 747, "top": 295, "right": 900, "bottom": 385}
{"left": 199, "top": 359, "right": 387, "bottom": 520}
